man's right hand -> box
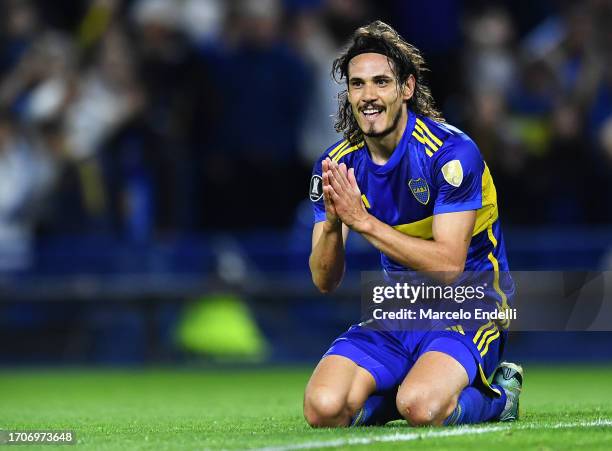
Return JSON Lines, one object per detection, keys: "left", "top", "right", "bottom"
{"left": 322, "top": 158, "right": 341, "bottom": 227}
{"left": 310, "top": 158, "right": 350, "bottom": 293}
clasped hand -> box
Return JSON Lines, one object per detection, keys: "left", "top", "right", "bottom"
{"left": 321, "top": 157, "right": 370, "bottom": 231}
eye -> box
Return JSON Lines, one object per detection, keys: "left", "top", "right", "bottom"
{"left": 376, "top": 79, "right": 389, "bottom": 87}
{"left": 350, "top": 80, "right": 363, "bottom": 88}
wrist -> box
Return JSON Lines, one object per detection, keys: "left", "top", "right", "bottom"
{"left": 322, "top": 218, "right": 342, "bottom": 233}
{"left": 352, "top": 213, "right": 373, "bottom": 234}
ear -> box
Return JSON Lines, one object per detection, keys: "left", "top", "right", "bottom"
{"left": 402, "top": 74, "right": 416, "bottom": 101}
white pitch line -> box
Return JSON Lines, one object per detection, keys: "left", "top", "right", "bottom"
{"left": 250, "top": 419, "right": 612, "bottom": 451}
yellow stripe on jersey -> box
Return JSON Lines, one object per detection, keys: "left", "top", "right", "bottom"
{"left": 473, "top": 164, "right": 499, "bottom": 236}
{"left": 411, "top": 127, "right": 439, "bottom": 156}
{"left": 328, "top": 140, "right": 349, "bottom": 158}
{"left": 416, "top": 118, "right": 443, "bottom": 146}
{"left": 393, "top": 206, "right": 496, "bottom": 241}
{"left": 393, "top": 216, "right": 435, "bottom": 239}
{"left": 412, "top": 132, "right": 433, "bottom": 157}
{"left": 411, "top": 118, "right": 444, "bottom": 157}
{"left": 414, "top": 124, "right": 440, "bottom": 152}
{"left": 333, "top": 141, "right": 365, "bottom": 162}
{"left": 361, "top": 194, "right": 371, "bottom": 209}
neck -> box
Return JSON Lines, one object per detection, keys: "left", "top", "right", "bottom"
{"left": 364, "top": 108, "right": 409, "bottom": 165}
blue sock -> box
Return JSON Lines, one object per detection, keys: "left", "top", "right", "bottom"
{"left": 444, "top": 384, "right": 507, "bottom": 425}
{"left": 351, "top": 393, "right": 401, "bottom": 426}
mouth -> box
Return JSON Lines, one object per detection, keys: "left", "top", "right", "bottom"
{"left": 360, "top": 106, "right": 384, "bottom": 123}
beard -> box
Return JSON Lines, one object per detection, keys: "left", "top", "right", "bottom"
{"left": 361, "top": 106, "right": 404, "bottom": 138}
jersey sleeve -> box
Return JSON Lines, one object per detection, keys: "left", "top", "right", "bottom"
{"left": 310, "top": 156, "right": 326, "bottom": 223}
{"left": 432, "top": 137, "right": 484, "bottom": 215}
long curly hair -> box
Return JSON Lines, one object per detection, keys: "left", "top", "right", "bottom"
{"left": 332, "top": 21, "right": 444, "bottom": 145}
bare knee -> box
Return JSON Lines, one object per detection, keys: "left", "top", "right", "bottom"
{"left": 396, "top": 389, "right": 457, "bottom": 427}
{"left": 304, "top": 387, "right": 351, "bottom": 428}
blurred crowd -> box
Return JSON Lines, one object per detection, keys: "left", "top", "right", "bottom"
{"left": 0, "top": 0, "right": 610, "bottom": 269}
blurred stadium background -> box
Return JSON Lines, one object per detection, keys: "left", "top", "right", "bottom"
{"left": 0, "top": 0, "right": 611, "bottom": 368}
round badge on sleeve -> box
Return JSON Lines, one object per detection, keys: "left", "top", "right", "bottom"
{"left": 309, "top": 175, "right": 323, "bottom": 201}
{"left": 441, "top": 160, "right": 464, "bottom": 187}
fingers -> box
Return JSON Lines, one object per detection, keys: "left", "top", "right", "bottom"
{"left": 322, "top": 158, "right": 330, "bottom": 186}
{"left": 323, "top": 158, "right": 357, "bottom": 196}
{"left": 323, "top": 175, "right": 333, "bottom": 199}
{"left": 322, "top": 159, "right": 342, "bottom": 193}
{"left": 322, "top": 160, "right": 340, "bottom": 195}
{"left": 324, "top": 184, "right": 338, "bottom": 204}
{"left": 330, "top": 188, "right": 341, "bottom": 204}
{"left": 322, "top": 158, "right": 340, "bottom": 217}
{"left": 327, "top": 162, "right": 350, "bottom": 196}
{"left": 332, "top": 163, "right": 350, "bottom": 191}
{"left": 323, "top": 158, "right": 340, "bottom": 189}
{"left": 322, "top": 183, "right": 331, "bottom": 201}
{"left": 348, "top": 167, "right": 360, "bottom": 193}
{"left": 330, "top": 176, "right": 344, "bottom": 197}
{"left": 339, "top": 164, "right": 352, "bottom": 192}
{"left": 339, "top": 163, "right": 349, "bottom": 180}
{"left": 322, "top": 167, "right": 331, "bottom": 188}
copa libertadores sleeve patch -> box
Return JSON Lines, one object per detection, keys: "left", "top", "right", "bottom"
{"left": 309, "top": 175, "right": 323, "bottom": 201}
{"left": 441, "top": 160, "right": 464, "bottom": 187}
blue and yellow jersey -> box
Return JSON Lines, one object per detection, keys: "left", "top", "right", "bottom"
{"left": 310, "top": 110, "right": 514, "bottom": 308}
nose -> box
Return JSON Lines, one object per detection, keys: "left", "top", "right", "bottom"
{"left": 361, "top": 82, "right": 378, "bottom": 102}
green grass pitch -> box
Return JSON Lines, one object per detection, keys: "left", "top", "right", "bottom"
{"left": 1, "top": 365, "right": 611, "bottom": 450}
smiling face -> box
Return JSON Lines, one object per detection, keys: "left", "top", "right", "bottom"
{"left": 347, "top": 52, "right": 414, "bottom": 140}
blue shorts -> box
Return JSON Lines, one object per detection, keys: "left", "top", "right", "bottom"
{"left": 323, "top": 322, "right": 506, "bottom": 397}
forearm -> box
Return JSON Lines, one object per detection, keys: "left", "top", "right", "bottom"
{"left": 309, "top": 221, "right": 346, "bottom": 293}
{"left": 356, "top": 215, "right": 465, "bottom": 277}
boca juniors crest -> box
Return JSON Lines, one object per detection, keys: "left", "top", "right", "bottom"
{"left": 408, "top": 178, "right": 430, "bottom": 205}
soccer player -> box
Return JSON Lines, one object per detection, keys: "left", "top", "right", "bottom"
{"left": 305, "top": 21, "right": 522, "bottom": 428}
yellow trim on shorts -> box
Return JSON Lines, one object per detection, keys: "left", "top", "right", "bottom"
{"left": 487, "top": 225, "right": 510, "bottom": 329}
{"left": 476, "top": 324, "right": 498, "bottom": 351}
{"left": 480, "top": 330, "right": 500, "bottom": 357}
{"left": 446, "top": 325, "right": 465, "bottom": 335}
{"left": 473, "top": 321, "right": 495, "bottom": 345}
